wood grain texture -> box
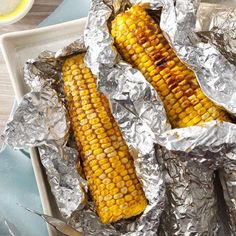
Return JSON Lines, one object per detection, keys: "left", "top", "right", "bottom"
{"left": 0, "top": 0, "right": 62, "bottom": 146}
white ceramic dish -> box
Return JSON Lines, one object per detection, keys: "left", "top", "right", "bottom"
{"left": 0, "top": 18, "right": 87, "bottom": 236}
{"left": 0, "top": 0, "right": 35, "bottom": 26}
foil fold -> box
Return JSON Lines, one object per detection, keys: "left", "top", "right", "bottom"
{"left": 3, "top": 17, "right": 168, "bottom": 236}
{"left": 152, "top": 0, "right": 236, "bottom": 115}
{"left": 2, "top": 84, "right": 86, "bottom": 219}
{"left": 85, "top": 0, "right": 170, "bottom": 234}
{"left": 2, "top": 0, "right": 236, "bottom": 235}
{"left": 196, "top": 3, "right": 236, "bottom": 67}
{"left": 3, "top": 87, "right": 69, "bottom": 148}
{"left": 85, "top": 0, "right": 236, "bottom": 235}
{"left": 158, "top": 149, "right": 219, "bottom": 235}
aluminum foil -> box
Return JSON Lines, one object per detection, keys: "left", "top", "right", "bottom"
{"left": 85, "top": 0, "right": 171, "bottom": 234}
{"left": 158, "top": 121, "right": 236, "bottom": 235}
{"left": 219, "top": 163, "right": 236, "bottom": 234}
{"left": 2, "top": 84, "right": 87, "bottom": 219}
{"left": 3, "top": 36, "right": 168, "bottom": 236}
{"left": 2, "top": 0, "right": 236, "bottom": 235}
{"left": 196, "top": 2, "right": 236, "bottom": 66}
{"left": 3, "top": 87, "right": 69, "bottom": 148}
{"left": 154, "top": 1, "right": 236, "bottom": 233}
{"left": 84, "top": 0, "right": 236, "bottom": 235}
{"left": 149, "top": 0, "right": 236, "bottom": 115}
{"left": 24, "top": 51, "right": 65, "bottom": 100}
{"left": 157, "top": 149, "right": 220, "bottom": 235}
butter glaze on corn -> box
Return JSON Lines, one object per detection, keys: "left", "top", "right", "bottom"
{"left": 62, "top": 54, "right": 147, "bottom": 224}
{"left": 111, "top": 4, "right": 230, "bottom": 128}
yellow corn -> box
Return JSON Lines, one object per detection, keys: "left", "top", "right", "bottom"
{"left": 111, "top": 4, "right": 230, "bottom": 128}
{"left": 62, "top": 54, "right": 147, "bottom": 224}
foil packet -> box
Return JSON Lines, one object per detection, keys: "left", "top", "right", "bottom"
{"left": 84, "top": 0, "right": 236, "bottom": 235}
{"left": 2, "top": 60, "right": 88, "bottom": 220}
{"left": 2, "top": 0, "right": 236, "bottom": 235}
{"left": 2, "top": 27, "right": 167, "bottom": 236}
{"left": 154, "top": 0, "right": 236, "bottom": 234}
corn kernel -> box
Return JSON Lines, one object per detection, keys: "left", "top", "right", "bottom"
{"left": 125, "top": 195, "right": 133, "bottom": 201}
{"left": 63, "top": 53, "right": 148, "bottom": 224}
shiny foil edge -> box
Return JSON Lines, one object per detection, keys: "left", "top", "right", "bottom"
{"left": 196, "top": 3, "right": 236, "bottom": 66}
{"left": 150, "top": 0, "right": 236, "bottom": 233}
{"left": 151, "top": 0, "right": 236, "bottom": 115}
{"left": 84, "top": 0, "right": 170, "bottom": 234}
{"left": 85, "top": 0, "right": 236, "bottom": 235}
{"left": 3, "top": 32, "right": 166, "bottom": 235}
{"left": 157, "top": 147, "right": 220, "bottom": 235}
{"left": 3, "top": 40, "right": 93, "bottom": 224}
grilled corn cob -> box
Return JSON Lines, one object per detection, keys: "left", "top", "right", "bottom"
{"left": 62, "top": 54, "right": 147, "bottom": 224}
{"left": 111, "top": 4, "right": 230, "bottom": 128}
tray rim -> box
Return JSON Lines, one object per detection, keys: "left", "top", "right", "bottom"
{"left": 0, "top": 17, "right": 87, "bottom": 236}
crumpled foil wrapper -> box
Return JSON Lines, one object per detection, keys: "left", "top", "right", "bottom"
{"left": 154, "top": 0, "right": 236, "bottom": 234}
{"left": 196, "top": 2, "right": 236, "bottom": 67}
{"left": 2, "top": 74, "right": 87, "bottom": 219}
{"left": 2, "top": 0, "right": 236, "bottom": 235}
{"left": 158, "top": 121, "right": 236, "bottom": 235}
{"left": 151, "top": 0, "right": 236, "bottom": 115}
{"left": 84, "top": 0, "right": 236, "bottom": 235}
{"left": 3, "top": 32, "right": 168, "bottom": 236}
{"left": 157, "top": 149, "right": 220, "bottom": 235}
{"left": 84, "top": 0, "right": 171, "bottom": 234}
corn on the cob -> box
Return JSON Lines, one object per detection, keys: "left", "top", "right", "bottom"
{"left": 111, "top": 4, "right": 230, "bottom": 128}
{"left": 62, "top": 54, "right": 147, "bottom": 224}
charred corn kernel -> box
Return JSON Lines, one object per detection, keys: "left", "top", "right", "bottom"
{"left": 91, "top": 165, "right": 99, "bottom": 172}
{"left": 108, "top": 151, "right": 117, "bottom": 158}
{"left": 104, "top": 195, "right": 112, "bottom": 201}
{"left": 97, "top": 133, "right": 107, "bottom": 140}
{"left": 92, "top": 123, "right": 102, "bottom": 130}
{"left": 121, "top": 170, "right": 128, "bottom": 176}
{"left": 99, "top": 158, "right": 108, "bottom": 166}
{"left": 117, "top": 181, "right": 125, "bottom": 188}
{"left": 107, "top": 199, "right": 116, "bottom": 207}
{"left": 62, "top": 54, "right": 147, "bottom": 224}
{"left": 128, "top": 185, "right": 136, "bottom": 192}
{"left": 125, "top": 195, "right": 133, "bottom": 201}
{"left": 111, "top": 4, "right": 230, "bottom": 128}
{"left": 121, "top": 157, "right": 129, "bottom": 164}
{"left": 95, "top": 127, "right": 105, "bottom": 135}
{"left": 95, "top": 169, "right": 103, "bottom": 177}
{"left": 98, "top": 184, "right": 106, "bottom": 192}
{"left": 114, "top": 193, "right": 123, "bottom": 200}
{"left": 100, "top": 137, "right": 110, "bottom": 144}
{"left": 93, "top": 148, "right": 103, "bottom": 155}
